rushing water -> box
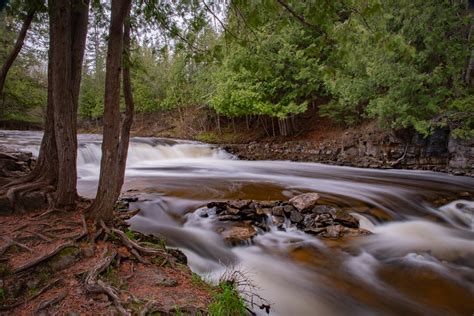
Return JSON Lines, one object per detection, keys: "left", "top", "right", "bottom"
{"left": 2, "top": 130, "right": 474, "bottom": 315}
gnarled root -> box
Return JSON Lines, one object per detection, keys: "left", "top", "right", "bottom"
{"left": 107, "top": 226, "right": 175, "bottom": 266}
{"left": 1, "top": 180, "right": 55, "bottom": 214}
{"left": 13, "top": 242, "right": 76, "bottom": 274}
{"left": 85, "top": 248, "right": 130, "bottom": 315}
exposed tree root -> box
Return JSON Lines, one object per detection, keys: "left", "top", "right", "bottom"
{"left": 37, "top": 208, "right": 67, "bottom": 218}
{"left": 139, "top": 300, "right": 158, "bottom": 316}
{"left": 118, "top": 208, "right": 140, "bottom": 221}
{"left": 75, "top": 214, "right": 89, "bottom": 241}
{"left": 84, "top": 248, "right": 130, "bottom": 315}
{"left": 0, "top": 279, "right": 60, "bottom": 311}
{"left": 3, "top": 181, "right": 54, "bottom": 213}
{"left": 13, "top": 242, "right": 76, "bottom": 274}
{"left": 1, "top": 236, "right": 33, "bottom": 252}
{"left": 110, "top": 228, "right": 163, "bottom": 255}
{"left": 24, "top": 230, "right": 53, "bottom": 243}
{"left": 1, "top": 208, "right": 218, "bottom": 315}
{"left": 35, "top": 289, "right": 68, "bottom": 312}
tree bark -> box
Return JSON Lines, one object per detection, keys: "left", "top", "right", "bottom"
{"left": 117, "top": 9, "right": 134, "bottom": 196}
{"left": 49, "top": 0, "right": 75, "bottom": 209}
{"left": 49, "top": 0, "right": 89, "bottom": 210}
{"left": 0, "top": 9, "right": 35, "bottom": 97}
{"left": 0, "top": 1, "right": 89, "bottom": 212}
{"left": 465, "top": 24, "right": 473, "bottom": 85}
{"left": 88, "top": 0, "right": 132, "bottom": 221}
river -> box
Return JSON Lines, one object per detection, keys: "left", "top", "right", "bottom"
{"left": 2, "top": 130, "right": 474, "bottom": 315}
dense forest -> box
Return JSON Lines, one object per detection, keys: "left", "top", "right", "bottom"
{"left": 1, "top": 1, "right": 474, "bottom": 315}
{"left": 1, "top": 0, "right": 473, "bottom": 138}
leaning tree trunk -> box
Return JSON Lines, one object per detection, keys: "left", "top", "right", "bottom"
{"left": 0, "top": 9, "right": 35, "bottom": 96}
{"left": 88, "top": 0, "right": 132, "bottom": 222}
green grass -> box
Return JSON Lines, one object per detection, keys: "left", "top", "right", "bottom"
{"left": 125, "top": 229, "right": 136, "bottom": 240}
{"left": 0, "top": 287, "right": 5, "bottom": 302}
{"left": 208, "top": 282, "right": 246, "bottom": 316}
{"left": 173, "top": 306, "right": 183, "bottom": 316}
{"left": 191, "top": 272, "right": 212, "bottom": 290}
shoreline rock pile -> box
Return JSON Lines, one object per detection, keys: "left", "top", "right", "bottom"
{"left": 202, "top": 193, "right": 371, "bottom": 245}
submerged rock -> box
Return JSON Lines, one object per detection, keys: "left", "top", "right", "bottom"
{"left": 221, "top": 224, "right": 257, "bottom": 246}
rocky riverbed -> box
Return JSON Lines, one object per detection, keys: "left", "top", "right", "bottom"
{"left": 197, "top": 193, "right": 370, "bottom": 246}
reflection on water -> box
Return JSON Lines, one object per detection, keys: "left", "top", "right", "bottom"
{"left": 2, "top": 130, "right": 474, "bottom": 315}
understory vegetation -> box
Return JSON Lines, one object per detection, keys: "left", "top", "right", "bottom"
{"left": 1, "top": 0, "right": 472, "bottom": 137}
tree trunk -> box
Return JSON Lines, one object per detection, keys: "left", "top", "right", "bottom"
{"left": 0, "top": 0, "right": 89, "bottom": 212}
{"left": 117, "top": 10, "right": 134, "bottom": 196}
{"left": 88, "top": 0, "right": 132, "bottom": 221}
{"left": 50, "top": 0, "right": 89, "bottom": 210}
{"left": 465, "top": 24, "right": 473, "bottom": 85}
{"left": 0, "top": 10, "right": 35, "bottom": 96}
{"left": 271, "top": 117, "right": 276, "bottom": 137}
{"left": 217, "top": 114, "right": 221, "bottom": 134}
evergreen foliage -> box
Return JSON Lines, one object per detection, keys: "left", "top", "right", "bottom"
{"left": 1, "top": 0, "right": 472, "bottom": 137}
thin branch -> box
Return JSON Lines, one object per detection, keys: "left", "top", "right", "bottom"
{"left": 275, "top": 0, "right": 321, "bottom": 31}
{"left": 202, "top": 1, "right": 240, "bottom": 41}
{"left": 231, "top": 2, "right": 258, "bottom": 39}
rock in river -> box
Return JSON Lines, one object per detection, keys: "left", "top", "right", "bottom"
{"left": 289, "top": 193, "right": 321, "bottom": 211}
{"left": 221, "top": 224, "right": 257, "bottom": 246}
{"left": 205, "top": 193, "right": 370, "bottom": 243}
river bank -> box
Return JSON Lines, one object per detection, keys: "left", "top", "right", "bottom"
{"left": 222, "top": 124, "right": 473, "bottom": 177}
{"left": 0, "top": 150, "right": 245, "bottom": 315}
{"left": 80, "top": 113, "right": 473, "bottom": 176}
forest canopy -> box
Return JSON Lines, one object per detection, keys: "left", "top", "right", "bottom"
{"left": 1, "top": 0, "right": 473, "bottom": 137}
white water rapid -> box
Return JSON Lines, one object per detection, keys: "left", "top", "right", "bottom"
{"left": 2, "top": 130, "right": 474, "bottom": 315}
